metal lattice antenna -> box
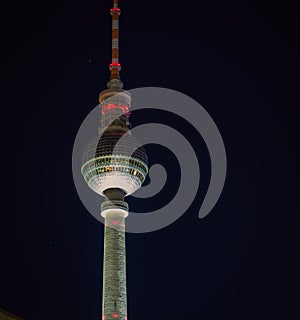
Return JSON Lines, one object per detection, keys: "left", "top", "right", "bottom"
{"left": 108, "top": 0, "right": 122, "bottom": 88}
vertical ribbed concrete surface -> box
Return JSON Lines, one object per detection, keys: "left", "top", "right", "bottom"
{"left": 102, "top": 210, "right": 127, "bottom": 320}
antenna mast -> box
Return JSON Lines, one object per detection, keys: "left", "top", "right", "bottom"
{"left": 108, "top": 0, "right": 122, "bottom": 89}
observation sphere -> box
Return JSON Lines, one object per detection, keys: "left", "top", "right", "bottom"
{"left": 81, "top": 129, "right": 148, "bottom": 196}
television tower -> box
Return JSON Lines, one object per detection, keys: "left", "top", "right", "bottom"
{"left": 81, "top": 1, "right": 148, "bottom": 320}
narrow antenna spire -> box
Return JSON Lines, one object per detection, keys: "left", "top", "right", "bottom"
{"left": 108, "top": 0, "right": 122, "bottom": 89}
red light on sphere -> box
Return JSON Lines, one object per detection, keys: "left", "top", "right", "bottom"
{"left": 102, "top": 316, "right": 106, "bottom": 320}
{"left": 105, "top": 104, "right": 118, "bottom": 110}
{"left": 112, "top": 220, "right": 119, "bottom": 225}
{"left": 113, "top": 313, "right": 119, "bottom": 318}
{"left": 102, "top": 104, "right": 129, "bottom": 115}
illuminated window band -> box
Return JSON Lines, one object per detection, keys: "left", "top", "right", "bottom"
{"left": 82, "top": 155, "right": 148, "bottom": 180}
{"left": 81, "top": 155, "right": 148, "bottom": 195}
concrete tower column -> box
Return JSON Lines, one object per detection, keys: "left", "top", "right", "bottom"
{"left": 101, "top": 190, "right": 128, "bottom": 320}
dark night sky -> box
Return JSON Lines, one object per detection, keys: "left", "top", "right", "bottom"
{"left": 1, "top": 0, "right": 299, "bottom": 319}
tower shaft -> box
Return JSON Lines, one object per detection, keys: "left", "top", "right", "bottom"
{"left": 101, "top": 189, "right": 128, "bottom": 320}
{"left": 102, "top": 210, "right": 127, "bottom": 320}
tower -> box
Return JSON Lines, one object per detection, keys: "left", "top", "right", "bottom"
{"left": 81, "top": 1, "right": 148, "bottom": 319}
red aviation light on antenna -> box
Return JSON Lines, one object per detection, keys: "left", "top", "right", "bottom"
{"left": 113, "top": 313, "right": 119, "bottom": 318}
{"left": 110, "top": 62, "right": 121, "bottom": 68}
{"left": 110, "top": 8, "right": 121, "bottom": 14}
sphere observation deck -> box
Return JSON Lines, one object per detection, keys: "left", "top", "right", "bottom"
{"left": 81, "top": 128, "right": 148, "bottom": 196}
